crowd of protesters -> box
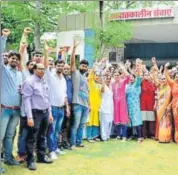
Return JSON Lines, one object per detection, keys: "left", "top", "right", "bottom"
{"left": 0, "top": 27, "right": 178, "bottom": 173}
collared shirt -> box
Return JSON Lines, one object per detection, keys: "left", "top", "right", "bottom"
{"left": 46, "top": 69, "right": 67, "bottom": 107}
{"left": 1, "top": 36, "right": 23, "bottom": 107}
{"left": 22, "top": 75, "right": 51, "bottom": 118}
{"left": 1, "top": 65, "right": 24, "bottom": 107}
{"left": 64, "top": 75, "right": 73, "bottom": 104}
{"left": 20, "top": 70, "right": 33, "bottom": 117}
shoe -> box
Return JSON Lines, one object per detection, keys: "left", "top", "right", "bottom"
{"left": 0, "top": 168, "right": 6, "bottom": 173}
{"left": 16, "top": 155, "right": 26, "bottom": 163}
{"left": 37, "top": 156, "right": 53, "bottom": 164}
{"left": 55, "top": 148, "right": 66, "bottom": 155}
{"left": 63, "top": 144, "right": 71, "bottom": 150}
{"left": 121, "top": 138, "right": 127, "bottom": 142}
{"left": 116, "top": 136, "right": 121, "bottom": 140}
{"left": 76, "top": 144, "right": 85, "bottom": 147}
{"left": 48, "top": 152, "right": 58, "bottom": 160}
{"left": 70, "top": 145, "right": 76, "bottom": 150}
{"left": 4, "top": 159, "right": 20, "bottom": 166}
{"left": 94, "top": 138, "right": 100, "bottom": 141}
{"left": 87, "top": 139, "right": 95, "bottom": 143}
{"left": 138, "top": 138, "right": 143, "bottom": 144}
{"left": 27, "top": 162, "right": 37, "bottom": 171}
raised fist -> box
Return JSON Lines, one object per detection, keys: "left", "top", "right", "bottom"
{"left": 165, "top": 62, "right": 170, "bottom": 68}
{"left": 152, "top": 57, "right": 156, "bottom": 64}
{"left": 2, "top": 29, "right": 10, "bottom": 37}
{"left": 24, "top": 27, "right": 32, "bottom": 35}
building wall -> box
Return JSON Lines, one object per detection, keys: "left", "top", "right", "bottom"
{"left": 57, "top": 30, "right": 85, "bottom": 60}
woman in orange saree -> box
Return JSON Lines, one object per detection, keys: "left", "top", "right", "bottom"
{"left": 155, "top": 75, "right": 172, "bottom": 143}
{"left": 165, "top": 62, "right": 178, "bottom": 143}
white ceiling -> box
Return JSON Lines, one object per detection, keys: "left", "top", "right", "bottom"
{"left": 128, "top": 23, "right": 178, "bottom": 43}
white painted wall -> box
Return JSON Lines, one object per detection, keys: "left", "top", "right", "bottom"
{"left": 57, "top": 30, "right": 85, "bottom": 60}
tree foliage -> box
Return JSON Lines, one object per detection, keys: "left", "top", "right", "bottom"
{"left": 86, "top": 21, "right": 133, "bottom": 59}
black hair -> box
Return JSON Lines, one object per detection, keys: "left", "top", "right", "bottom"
{"left": 55, "top": 59, "right": 65, "bottom": 66}
{"left": 32, "top": 51, "right": 42, "bottom": 57}
{"left": 33, "top": 64, "right": 37, "bottom": 70}
{"left": 26, "top": 60, "right": 32, "bottom": 66}
{"left": 8, "top": 51, "right": 21, "bottom": 61}
{"left": 80, "top": 59, "right": 89, "bottom": 66}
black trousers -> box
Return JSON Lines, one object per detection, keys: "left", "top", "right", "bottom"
{"left": 60, "top": 105, "right": 72, "bottom": 145}
{"left": 26, "top": 110, "right": 49, "bottom": 164}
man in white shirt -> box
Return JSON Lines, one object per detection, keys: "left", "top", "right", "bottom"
{"left": 46, "top": 59, "right": 70, "bottom": 160}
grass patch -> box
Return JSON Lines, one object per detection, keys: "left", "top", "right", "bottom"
{"left": 4, "top": 139, "right": 178, "bottom": 175}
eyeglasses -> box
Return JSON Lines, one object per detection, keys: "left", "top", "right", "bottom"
{"left": 37, "top": 68, "right": 45, "bottom": 71}
{"left": 3, "top": 54, "right": 8, "bottom": 57}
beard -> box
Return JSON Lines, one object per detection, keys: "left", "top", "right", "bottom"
{"left": 29, "top": 69, "right": 34, "bottom": 74}
{"left": 79, "top": 69, "right": 86, "bottom": 75}
{"left": 57, "top": 70, "right": 62, "bottom": 74}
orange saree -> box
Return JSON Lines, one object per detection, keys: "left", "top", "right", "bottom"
{"left": 165, "top": 69, "right": 178, "bottom": 143}
{"left": 156, "top": 85, "right": 172, "bottom": 143}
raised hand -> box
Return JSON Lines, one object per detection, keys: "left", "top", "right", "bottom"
{"left": 44, "top": 40, "right": 53, "bottom": 53}
{"left": 152, "top": 57, "right": 156, "bottom": 65}
{"left": 165, "top": 62, "right": 170, "bottom": 68}
{"left": 20, "top": 41, "right": 27, "bottom": 51}
{"left": 2, "top": 28, "right": 10, "bottom": 37}
{"left": 24, "top": 27, "right": 32, "bottom": 35}
{"left": 73, "top": 36, "right": 81, "bottom": 48}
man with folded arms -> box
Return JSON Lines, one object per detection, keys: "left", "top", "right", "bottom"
{"left": 22, "top": 63, "right": 53, "bottom": 171}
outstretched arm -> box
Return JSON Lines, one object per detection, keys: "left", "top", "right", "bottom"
{"left": 71, "top": 39, "right": 80, "bottom": 73}
{"left": 19, "top": 27, "right": 32, "bottom": 71}
{"left": 164, "top": 62, "right": 174, "bottom": 87}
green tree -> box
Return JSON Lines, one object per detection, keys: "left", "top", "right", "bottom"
{"left": 86, "top": 21, "right": 133, "bottom": 60}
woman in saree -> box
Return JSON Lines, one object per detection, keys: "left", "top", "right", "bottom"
{"left": 165, "top": 62, "right": 178, "bottom": 143}
{"left": 154, "top": 73, "right": 172, "bottom": 143}
{"left": 86, "top": 67, "right": 102, "bottom": 142}
{"left": 112, "top": 67, "right": 130, "bottom": 141}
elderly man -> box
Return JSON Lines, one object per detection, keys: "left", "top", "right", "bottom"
{"left": 22, "top": 63, "right": 53, "bottom": 170}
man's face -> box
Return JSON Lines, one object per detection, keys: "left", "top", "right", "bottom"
{"left": 27, "top": 61, "right": 35, "bottom": 74}
{"left": 48, "top": 58, "right": 54, "bottom": 69}
{"left": 33, "top": 53, "right": 43, "bottom": 63}
{"left": 2, "top": 52, "right": 8, "bottom": 65}
{"left": 63, "top": 64, "right": 70, "bottom": 75}
{"left": 34, "top": 63, "right": 45, "bottom": 78}
{"left": 8, "top": 55, "right": 20, "bottom": 68}
{"left": 56, "top": 63, "right": 64, "bottom": 74}
{"left": 79, "top": 64, "right": 88, "bottom": 74}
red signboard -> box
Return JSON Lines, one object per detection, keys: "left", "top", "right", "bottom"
{"left": 109, "top": 7, "right": 174, "bottom": 21}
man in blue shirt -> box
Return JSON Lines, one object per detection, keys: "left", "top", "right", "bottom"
{"left": 61, "top": 64, "right": 73, "bottom": 149}
{"left": 0, "top": 29, "right": 23, "bottom": 166}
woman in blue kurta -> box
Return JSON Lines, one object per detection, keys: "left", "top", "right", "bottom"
{"left": 126, "top": 74, "right": 143, "bottom": 143}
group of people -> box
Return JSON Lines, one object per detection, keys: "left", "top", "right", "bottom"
{"left": 0, "top": 27, "right": 178, "bottom": 173}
